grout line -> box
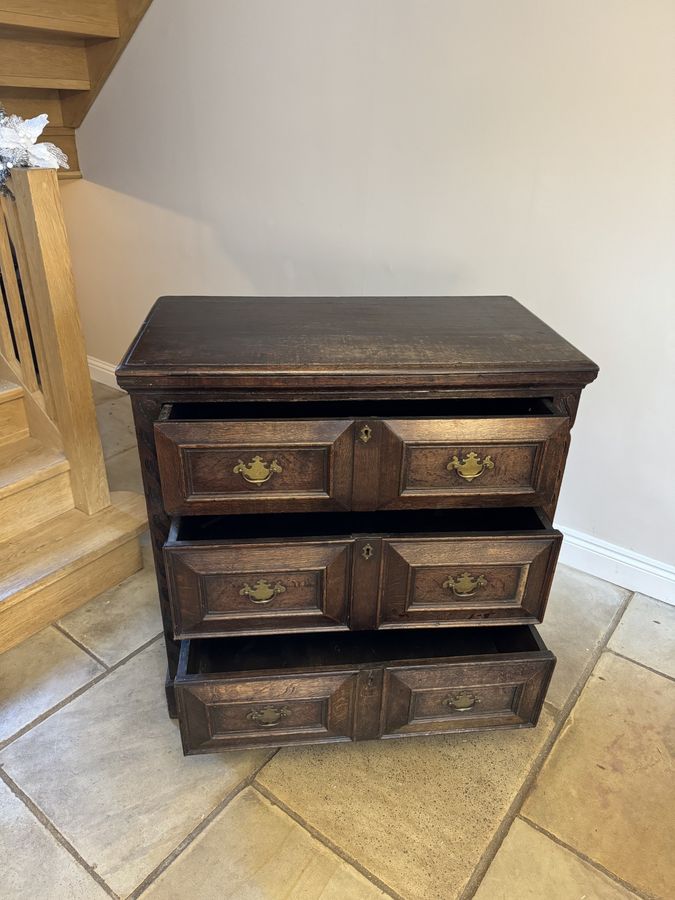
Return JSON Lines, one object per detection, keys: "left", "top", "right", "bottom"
{"left": 0, "top": 632, "right": 163, "bottom": 752}
{"left": 127, "top": 751, "right": 280, "bottom": 898}
{"left": 253, "top": 781, "right": 403, "bottom": 900}
{"left": 458, "top": 589, "right": 636, "bottom": 899}
{"left": 0, "top": 767, "right": 119, "bottom": 900}
{"left": 604, "top": 648, "right": 675, "bottom": 684}
{"left": 518, "top": 815, "right": 653, "bottom": 899}
{"left": 52, "top": 621, "right": 111, "bottom": 671}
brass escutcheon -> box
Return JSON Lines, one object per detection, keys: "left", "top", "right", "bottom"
{"left": 443, "top": 572, "right": 488, "bottom": 597}
{"left": 359, "top": 424, "right": 373, "bottom": 443}
{"left": 361, "top": 543, "right": 374, "bottom": 560}
{"left": 447, "top": 451, "right": 494, "bottom": 482}
{"left": 240, "top": 579, "right": 287, "bottom": 603}
{"left": 233, "top": 455, "right": 282, "bottom": 485}
{"left": 246, "top": 706, "right": 291, "bottom": 727}
{"left": 443, "top": 691, "right": 478, "bottom": 712}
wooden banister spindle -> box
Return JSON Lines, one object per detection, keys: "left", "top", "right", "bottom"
{"left": 0, "top": 205, "right": 39, "bottom": 392}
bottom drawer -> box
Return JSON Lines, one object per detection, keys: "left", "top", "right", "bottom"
{"left": 175, "top": 626, "right": 555, "bottom": 753}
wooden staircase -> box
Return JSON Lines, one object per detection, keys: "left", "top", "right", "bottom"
{"left": 0, "top": 168, "right": 146, "bottom": 652}
{"left": 0, "top": 0, "right": 153, "bottom": 178}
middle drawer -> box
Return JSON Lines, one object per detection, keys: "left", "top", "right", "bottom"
{"left": 164, "top": 508, "right": 561, "bottom": 638}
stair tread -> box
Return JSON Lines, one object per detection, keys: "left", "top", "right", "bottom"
{"left": 0, "top": 491, "right": 147, "bottom": 606}
{"left": 0, "top": 380, "right": 23, "bottom": 404}
{"left": 0, "top": 436, "right": 69, "bottom": 499}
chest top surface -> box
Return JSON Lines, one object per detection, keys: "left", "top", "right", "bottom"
{"left": 117, "top": 296, "right": 598, "bottom": 390}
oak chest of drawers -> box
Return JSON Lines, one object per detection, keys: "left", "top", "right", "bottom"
{"left": 117, "top": 296, "right": 598, "bottom": 754}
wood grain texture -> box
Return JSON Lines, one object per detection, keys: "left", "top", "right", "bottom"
{"left": 0, "top": 1, "right": 119, "bottom": 38}
{"left": 165, "top": 538, "right": 352, "bottom": 638}
{"left": 120, "top": 295, "right": 596, "bottom": 740}
{"left": 0, "top": 491, "right": 146, "bottom": 652}
{"left": 8, "top": 168, "right": 110, "bottom": 513}
{"left": 176, "top": 627, "right": 554, "bottom": 752}
{"left": 156, "top": 417, "right": 355, "bottom": 516}
{"left": 0, "top": 32, "right": 89, "bottom": 90}
{"left": 117, "top": 296, "right": 599, "bottom": 391}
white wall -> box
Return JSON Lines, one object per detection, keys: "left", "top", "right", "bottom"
{"left": 61, "top": 0, "right": 675, "bottom": 577}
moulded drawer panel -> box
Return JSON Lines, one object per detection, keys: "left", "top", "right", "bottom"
{"left": 176, "top": 672, "right": 359, "bottom": 752}
{"left": 377, "top": 416, "right": 570, "bottom": 509}
{"left": 155, "top": 418, "right": 355, "bottom": 515}
{"left": 165, "top": 539, "right": 353, "bottom": 637}
{"left": 378, "top": 534, "right": 561, "bottom": 628}
{"left": 381, "top": 657, "right": 554, "bottom": 738}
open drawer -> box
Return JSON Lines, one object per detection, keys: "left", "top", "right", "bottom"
{"left": 175, "top": 625, "right": 555, "bottom": 753}
{"left": 154, "top": 398, "right": 569, "bottom": 515}
{"left": 164, "top": 508, "right": 562, "bottom": 637}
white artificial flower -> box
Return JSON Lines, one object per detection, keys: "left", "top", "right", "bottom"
{"left": 0, "top": 111, "right": 68, "bottom": 170}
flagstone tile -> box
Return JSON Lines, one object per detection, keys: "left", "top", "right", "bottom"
{"left": 95, "top": 394, "right": 136, "bottom": 459}
{"left": 59, "top": 538, "right": 160, "bottom": 666}
{"left": 474, "top": 816, "right": 638, "bottom": 899}
{"left": 608, "top": 593, "right": 675, "bottom": 678}
{"left": 537, "top": 565, "right": 629, "bottom": 710}
{"left": 140, "top": 787, "right": 387, "bottom": 899}
{"left": 0, "top": 640, "right": 269, "bottom": 898}
{"left": 523, "top": 652, "right": 675, "bottom": 898}
{"left": 0, "top": 627, "right": 103, "bottom": 744}
{"left": 105, "top": 446, "right": 144, "bottom": 494}
{"left": 0, "top": 779, "right": 109, "bottom": 899}
{"left": 91, "top": 380, "right": 124, "bottom": 405}
{"left": 257, "top": 711, "right": 554, "bottom": 900}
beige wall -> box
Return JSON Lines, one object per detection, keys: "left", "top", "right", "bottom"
{"left": 61, "top": 0, "right": 675, "bottom": 566}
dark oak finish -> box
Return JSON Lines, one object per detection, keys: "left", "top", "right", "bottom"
{"left": 118, "top": 296, "right": 597, "bottom": 751}
{"left": 175, "top": 626, "right": 554, "bottom": 752}
{"left": 164, "top": 510, "right": 561, "bottom": 637}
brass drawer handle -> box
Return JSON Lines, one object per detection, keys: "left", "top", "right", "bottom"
{"left": 443, "top": 572, "right": 487, "bottom": 597}
{"left": 240, "top": 579, "right": 287, "bottom": 603}
{"left": 447, "top": 452, "right": 494, "bottom": 482}
{"left": 233, "top": 455, "right": 282, "bottom": 484}
{"left": 246, "top": 705, "right": 291, "bottom": 727}
{"left": 443, "top": 691, "right": 479, "bottom": 712}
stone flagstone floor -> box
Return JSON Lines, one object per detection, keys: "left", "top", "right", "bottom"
{"left": 1, "top": 382, "right": 673, "bottom": 899}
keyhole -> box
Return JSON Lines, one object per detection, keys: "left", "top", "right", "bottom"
{"left": 361, "top": 543, "right": 374, "bottom": 560}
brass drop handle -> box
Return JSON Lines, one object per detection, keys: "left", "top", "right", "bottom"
{"left": 233, "top": 455, "right": 282, "bottom": 485}
{"left": 443, "top": 691, "right": 478, "bottom": 712}
{"left": 246, "top": 706, "right": 291, "bottom": 727}
{"left": 447, "top": 452, "right": 494, "bottom": 482}
{"left": 443, "top": 573, "right": 487, "bottom": 597}
{"left": 240, "top": 579, "right": 287, "bottom": 603}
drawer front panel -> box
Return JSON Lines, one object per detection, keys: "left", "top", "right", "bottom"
{"left": 177, "top": 672, "right": 358, "bottom": 752}
{"left": 381, "top": 658, "right": 553, "bottom": 737}
{"left": 165, "top": 541, "right": 352, "bottom": 637}
{"left": 378, "top": 535, "right": 561, "bottom": 627}
{"left": 155, "top": 419, "right": 354, "bottom": 515}
{"left": 377, "top": 417, "right": 569, "bottom": 508}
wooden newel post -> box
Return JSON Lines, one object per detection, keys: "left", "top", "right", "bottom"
{"left": 7, "top": 168, "right": 110, "bottom": 515}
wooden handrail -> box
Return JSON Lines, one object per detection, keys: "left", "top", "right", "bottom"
{"left": 0, "top": 168, "right": 110, "bottom": 515}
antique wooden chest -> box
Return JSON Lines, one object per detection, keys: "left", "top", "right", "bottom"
{"left": 117, "top": 296, "right": 597, "bottom": 754}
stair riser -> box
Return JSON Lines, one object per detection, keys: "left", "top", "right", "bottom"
{"left": 0, "top": 398, "right": 29, "bottom": 447}
{"left": 0, "top": 537, "right": 142, "bottom": 653}
{"left": 0, "top": 471, "right": 74, "bottom": 543}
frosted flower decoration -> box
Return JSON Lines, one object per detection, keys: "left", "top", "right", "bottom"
{"left": 0, "top": 107, "right": 69, "bottom": 197}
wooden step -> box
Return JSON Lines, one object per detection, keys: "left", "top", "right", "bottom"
{"left": 0, "top": 491, "right": 148, "bottom": 653}
{"left": 0, "top": 1, "right": 119, "bottom": 39}
{"left": 0, "top": 436, "right": 73, "bottom": 542}
{"left": 0, "top": 379, "right": 29, "bottom": 447}
{"left": 0, "top": 30, "right": 90, "bottom": 91}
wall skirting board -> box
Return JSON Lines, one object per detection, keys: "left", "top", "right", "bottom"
{"left": 558, "top": 526, "right": 675, "bottom": 606}
{"left": 88, "top": 355, "right": 119, "bottom": 389}
{"left": 87, "top": 354, "right": 674, "bottom": 606}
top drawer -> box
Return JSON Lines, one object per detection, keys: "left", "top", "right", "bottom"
{"left": 155, "top": 399, "right": 569, "bottom": 516}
